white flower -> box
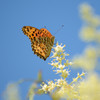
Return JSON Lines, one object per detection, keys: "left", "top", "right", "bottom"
{"left": 53, "top": 43, "right": 65, "bottom": 53}
{"left": 56, "top": 79, "right": 64, "bottom": 87}
{"left": 56, "top": 70, "right": 62, "bottom": 74}
{"left": 58, "top": 64, "right": 65, "bottom": 70}
{"left": 61, "top": 69, "right": 69, "bottom": 78}
{"left": 51, "top": 52, "right": 58, "bottom": 58}
{"left": 42, "top": 84, "right": 48, "bottom": 92}
{"left": 50, "top": 42, "right": 71, "bottom": 78}
{"left": 50, "top": 62, "right": 59, "bottom": 68}
{"left": 48, "top": 82, "right": 55, "bottom": 92}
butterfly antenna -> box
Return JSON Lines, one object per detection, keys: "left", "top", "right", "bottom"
{"left": 53, "top": 25, "right": 64, "bottom": 45}
{"left": 54, "top": 24, "right": 64, "bottom": 35}
{"left": 44, "top": 26, "right": 47, "bottom": 28}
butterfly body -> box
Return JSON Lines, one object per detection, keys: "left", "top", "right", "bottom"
{"left": 22, "top": 26, "right": 55, "bottom": 60}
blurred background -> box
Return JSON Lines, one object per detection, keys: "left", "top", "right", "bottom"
{"left": 0, "top": 0, "right": 100, "bottom": 100}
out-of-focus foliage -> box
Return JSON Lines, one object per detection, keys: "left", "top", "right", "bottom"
{"left": 71, "top": 3, "right": 100, "bottom": 100}
{"left": 3, "top": 84, "right": 21, "bottom": 100}
{"left": 78, "top": 74, "right": 100, "bottom": 100}
{"left": 73, "top": 3, "right": 100, "bottom": 71}
{"left": 2, "top": 71, "right": 43, "bottom": 100}
{"left": 80, "top": 3, "right": 100, "bottom": 42}
{"left": 27, "top": 83, "right": 37, "bottom": 100}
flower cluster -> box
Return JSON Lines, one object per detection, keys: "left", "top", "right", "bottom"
{"left": 40, "top": 42, "right": 85, "bottom": 99}
{"left": 50, "top": 42, "right": 72, "bottom": 79}
{"left": 40, "top": 4, "right": 100, "bottom": 100}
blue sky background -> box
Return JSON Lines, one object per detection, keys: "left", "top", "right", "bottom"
{"left": 0, "top": 0, "right": 100, "bottom": 100}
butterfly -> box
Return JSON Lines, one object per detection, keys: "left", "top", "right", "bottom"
{"left": 22, "top": 26, "right": 55, "bottom": 60}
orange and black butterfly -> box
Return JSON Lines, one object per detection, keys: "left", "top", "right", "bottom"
{"left": 22, "top": 26, "right": 55, "bottom": 60}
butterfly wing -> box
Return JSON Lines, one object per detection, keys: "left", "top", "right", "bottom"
{"left": 22, "top": 26, "right": 55, "bottom": 60}
{"left": 22, "top": 26, "right": 40, "bottom": 41}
